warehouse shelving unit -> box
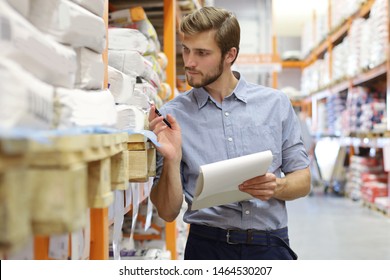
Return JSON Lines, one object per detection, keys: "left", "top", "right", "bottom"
{"left": 1, "top": 0, "right": 177, "bottom": 260}
{"left": 292, "top": 0, "right": 390, "bottom": 213}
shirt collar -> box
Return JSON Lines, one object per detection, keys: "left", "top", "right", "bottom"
{"left": 193, "top": 71, "right": 248, "bottom": 109}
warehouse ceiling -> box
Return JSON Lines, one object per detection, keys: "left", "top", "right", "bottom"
{"left": 273, "top": 0, "right": 328, "bottom": 36}
{"left": 109, "top": 0, "right": 329, "bottom": 38}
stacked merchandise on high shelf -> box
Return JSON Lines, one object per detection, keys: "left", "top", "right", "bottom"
{"left": 106, "top": 5, "right": 178, "bottom": 260}
{"left": 301, "top": 0, "right": 388, "bottom": 99}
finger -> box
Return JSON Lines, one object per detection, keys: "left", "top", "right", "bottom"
{"left": 149, "top": 117, "right": 168, "bottom": 134}
{"left": 242, "top": 173, "right": 275, "bottom": 186}
{"left": 239, "top": 184, "right": 275, "bottom": 193}
{"left": 149, "top": 116, "right": 165, "bottom": 131}
{"left": 153, "top": 122, "right": 170, "bottom": 135}
{"left": 240, "top": 188, "right": 274, "bottom": 201}
{"left": 148, "top": 105, "right": 157, "bottom": 122}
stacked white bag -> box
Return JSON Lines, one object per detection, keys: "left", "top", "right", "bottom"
{"left": 107, "top": 27, "right": 151, "bottom": 131}
{"left": 0, "top": 59, "right": 54, "bottom": 130}
{"left": 0, "top": 0, "right": 117, "bottom": 131}
{"left": 26, "top": 0, "right": 117, "bottom": 129}
{"left": 108, "top": 6, "right": 173, "bottom": 131}
{"left": 369, "top": 0, "right": 388, "bottom": 68}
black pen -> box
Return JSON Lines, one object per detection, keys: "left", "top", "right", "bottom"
{"left": 154, "top": 107, "right": 172, "bottom": 128}
{"left": 149, "top": 100, "right": 172, "bottom": 129}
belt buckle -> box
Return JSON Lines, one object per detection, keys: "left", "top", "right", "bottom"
{"left": 226, "top": 229, "right": 238, "bottom": 245}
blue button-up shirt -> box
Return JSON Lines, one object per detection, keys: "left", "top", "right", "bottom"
{"left": 154, "top": 72, "right": 309, "bottom": 230}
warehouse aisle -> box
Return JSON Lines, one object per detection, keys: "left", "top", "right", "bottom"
{"left": 287, "top": 189, "right": 390, "bottom": 260}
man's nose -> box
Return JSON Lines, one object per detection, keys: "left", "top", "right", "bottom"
{"left": 184, "top": 53, "right": 197, "bottom": 68}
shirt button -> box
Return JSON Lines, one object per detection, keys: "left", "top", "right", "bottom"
{"left": 228, "top": 137, "right": 233, "bottom": 142}
{"left": 224, "top": 112, "right": 230, "bottom": 116}
{"left": 245, "top": 210, "right": 250, "bottom": 215}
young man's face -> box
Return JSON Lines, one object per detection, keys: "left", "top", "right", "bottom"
{"left": 182, "top": 30, "right": 225, "bottom": 88}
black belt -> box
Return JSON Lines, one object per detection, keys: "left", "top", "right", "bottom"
{"left": 189, "top": 224, "right": 297, "bottom": 259}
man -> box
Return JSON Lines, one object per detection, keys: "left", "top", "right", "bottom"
{"left": 148, "top": 6, "right": 311, "bottom": 260}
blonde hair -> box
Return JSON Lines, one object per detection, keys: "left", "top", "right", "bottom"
{"left": 180, "top": 6, "right": 240, "bottom": 64}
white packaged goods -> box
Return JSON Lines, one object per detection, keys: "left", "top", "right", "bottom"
{"left": 127, "top": 84, "right": 152, "bottom": 112}
{"left": 144, "top": 54, "right": 164, "bottom": 82}
{"left": 54, "top": 88, "right": 117, "bottom": 129}
{"left": 75, "top": 47, "right": 104, "bottom": 90}
{"left": 28, "top": 0, "right": 106, "bottom": 53}
{"left": 0, "top": 59, "right": 54, "bottom": 130}
{"left": 134, "top": 77, "right": 159, "bottom": 107}
{"left": 69, "top": 0, "right": 105, "bottom": 17}
{"left": 315, "top": 13, "right": 328, "bottom": 45}
{"left": 330, "top": 0, "right": 349, "bottom": 30}
{"left": 109, "top": 248, "right": 166, "bottom": 260}
{"left": 332, "top": 39, "right": 349, "bottom": 82}
{"left": 347, "top": 18, "right": 365, "bottom": 78}
{"left": 108, "top": 50, "right": 161, "bottom": 89}
{"left": 108, "top": 66, "right": 136, "bottom": 105}
{"left": 0, "top": 1, "right": 77, "bottom": 88}
{"left": 359, "top": 20, "right": 372, "bottom": 70}
{"left": 115, "top": 104, "right": 146, "bottom": 131}
{"left": 108, "top": 28, "right": 148, "bottom": 54}
{"left": 157, "top": 52, "right": 168, "bottom": 70}
{"left": 132, "top": 18, "right": 160, "bottom": 53}
{"left": 369, "top": 0, "right": 388, "bottom": 68}
{"left": 158, "top": 82, "right": 172, "bottom": 102}
{"left": 109, "top": 7, "right": 144, "bottom": 24}
{"left": 5, "top": 0, "right": 30, "bottom": 17}
{"left": 108, "top": 7, "right": 161, "bottom": 54}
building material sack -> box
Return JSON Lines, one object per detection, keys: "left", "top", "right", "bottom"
{"left": 108, "top": 66, "right": 136, "bottom": 105}
{"left": 115, "top": 104, "right": 146, "bottom": 131}
{"left": 108, "top": 50, "right": 160, "bottom": 89}
{"left": 108, "top": 27, "right": 148, "bottom": 55}
{"left": 28, "top": 0, "right": 106, "bottom": 53}
{"left": 0, "top": 59, "right": 54, "bottom": 130}
{"left": 0, "top": 1, "right": 77, "bottom": 88}
{"left": 54, "top": 88, "right": 117, "bottom": 129}
{"left": 5, "top": 0, "right": 30, "bottom": 17}
{"left": 75, "top": 47, "right": 104, "bottom": 90}
{"left": 69, "top": 0, "right": 105, "bottom": 17}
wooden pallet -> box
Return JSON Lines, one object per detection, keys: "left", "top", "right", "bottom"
{"left": 127, "top": 134, "right": 156, "bottom": 182}
{"left": 0, "top": 138, "right": 30, "bottom": 253}
{"left": 0, "top": 132, "right": 158, "bottom": 252}
{"left": 0, "top": 168, "right": 31, "bottom": 253}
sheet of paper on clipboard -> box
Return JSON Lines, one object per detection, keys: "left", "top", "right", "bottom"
{"left": 191, "top": 150, "right": 273, "bottom": 210}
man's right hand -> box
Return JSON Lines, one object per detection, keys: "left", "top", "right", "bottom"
{"left": 148, "top": 105, "right": 182, "bottom": 163}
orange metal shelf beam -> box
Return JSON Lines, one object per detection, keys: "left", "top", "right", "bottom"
{"left": 165, "top": 0, "right": 177, "bottom": 100}
{"left": 34, "top": 236, "right": 50, "bottom": 260}
{"left": 89, "top": 208, "right": 109, "bottom": 260}
{"left": 163, "top": 0, "right": 178, "bottom": 259}
{"left": 281, "top": 61, "right": 304, "bottom": 69}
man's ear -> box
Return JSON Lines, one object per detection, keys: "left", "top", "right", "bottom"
{"left": 225, "top": 47, "right": 238, "bottom": 64}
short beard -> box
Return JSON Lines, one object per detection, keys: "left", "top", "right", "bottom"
{"left": 185, "top": 58, "right": 224, "bottom": 88}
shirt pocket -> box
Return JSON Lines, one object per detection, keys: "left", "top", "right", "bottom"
{"left": 239, "top": 124, "right": 281, "bottom": 171}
